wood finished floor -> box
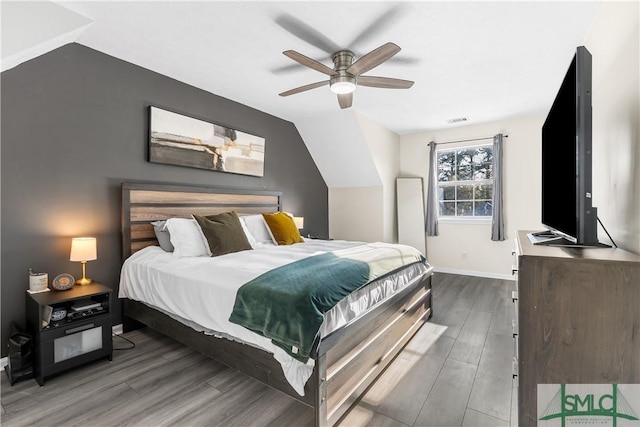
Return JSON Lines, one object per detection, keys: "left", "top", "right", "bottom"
{"left": 1, "top": 273, "right": 518, "bottom": 427}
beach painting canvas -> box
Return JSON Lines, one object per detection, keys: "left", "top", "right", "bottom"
{"left": 149, "top": 106, "right": 265, "bottom": 177}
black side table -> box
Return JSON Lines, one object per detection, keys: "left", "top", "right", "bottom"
{"left": 25, "top": 282, "right": 113, "bottom": 385}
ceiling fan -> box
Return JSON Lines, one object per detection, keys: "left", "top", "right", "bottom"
{"left": 278, "top": 42, "right": 414, "bottom": 109}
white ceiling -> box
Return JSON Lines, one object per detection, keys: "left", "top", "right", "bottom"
{"left": 5, "top": 0, "right": 601, "bottom": 135}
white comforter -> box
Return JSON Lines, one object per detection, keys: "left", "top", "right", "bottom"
{"left": 119, "top": 240, "right": 427, "bottom": 395}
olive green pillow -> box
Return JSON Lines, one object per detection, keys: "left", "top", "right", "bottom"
{"left": 262, "top": 212, "right": 304, "bottom": 245}
{"left": 193, "top": 211, "right": 252, "bottom": 256}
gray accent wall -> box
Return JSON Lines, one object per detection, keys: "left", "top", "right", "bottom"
{"left": 1, "top": 43, "right": 328, "bottom": 356}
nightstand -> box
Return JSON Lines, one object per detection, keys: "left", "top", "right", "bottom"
{"left": 25, "top": 282, "right": 113, "bottom": 385}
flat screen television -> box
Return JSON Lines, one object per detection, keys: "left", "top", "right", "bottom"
{"left": 533, "top": 46, "right": 604, "bottom": 247}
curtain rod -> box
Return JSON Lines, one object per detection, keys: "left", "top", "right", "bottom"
{"left": 432, "top": 134, "right": 509, "bottom": 146}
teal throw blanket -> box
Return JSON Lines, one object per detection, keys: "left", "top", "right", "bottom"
{"left": 229, "top": 243, "right": 425, "bottom": 362}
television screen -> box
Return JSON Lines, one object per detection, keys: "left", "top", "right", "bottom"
{"left": 539, "top": 46, "right": 599, "bottom": 246}
{"left": 542, "top": 55, "right": 578, "bottom": 238}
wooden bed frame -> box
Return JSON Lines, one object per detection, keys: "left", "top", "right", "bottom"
{"left": 121, "top": 181, "right": 433, "bottom": 426}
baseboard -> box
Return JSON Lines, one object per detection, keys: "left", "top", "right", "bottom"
{"left": 1, "top": 324, "right": 125, "bottom": 372}
{"left": 434, "top": 266, "right": 515, "bottom": 281}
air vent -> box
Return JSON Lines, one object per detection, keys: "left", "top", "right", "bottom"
{"left": 447, "top": 117, "right": 468, "bottom": 124}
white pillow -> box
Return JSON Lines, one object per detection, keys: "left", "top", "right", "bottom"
{"left": 240, "top": 214, "right": 276, "bottom": 246}
{"left": 239, "top": 218, "right": 257, "bottom": 247}
{"left": 165, "top": 218, "right": 209, "bottom": 258}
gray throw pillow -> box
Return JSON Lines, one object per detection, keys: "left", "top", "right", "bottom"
{"left": 151, "top": 220, "right": 174, "bottom": 252}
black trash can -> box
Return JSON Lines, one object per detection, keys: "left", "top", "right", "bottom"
{"left": 5, "top": 322, "right": 33, "bottom": 385}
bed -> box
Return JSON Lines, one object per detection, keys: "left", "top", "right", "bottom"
{"left": 120, "top": 181, "right": 433, "bottom": 426}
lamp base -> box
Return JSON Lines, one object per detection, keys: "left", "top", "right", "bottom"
{"left": 75, "top": 276, "right": 93, "bottom": 286}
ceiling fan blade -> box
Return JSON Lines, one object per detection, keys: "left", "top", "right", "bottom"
{"left": 275, "top": 14, "right": 341, "bottom": 54}
{"left": 279, "top": 80, "right": 328, "bottom": 97}
{"left": 388, "top": 56, "right": 421, "bottom": 66}
{"left": 357, "top": 76, "right": 414, "bottom": 89}
{"left": 337, "top": 92, "right": 353, "bottom": 109}
{"left": 348, "top": 6, "right": 407, "bottom": 49}
{"left": 283, "top": 50, "right": 338, "bottom": 77}
{"left": 271, "top": 62, "right": 308, "bottom": 75}
{"left": 347, "top": 42, "right": 401, "bottom": 76}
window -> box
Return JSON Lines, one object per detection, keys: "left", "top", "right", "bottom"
{"left": 437, "top": 144, "right": 493, "bottom": 217}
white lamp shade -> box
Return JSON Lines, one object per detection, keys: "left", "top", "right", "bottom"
{"left": 70, "top": 237, "right": 97, "bottom": 262}
{"left": 293, "top": 217, "right": 304, "bottom": 229}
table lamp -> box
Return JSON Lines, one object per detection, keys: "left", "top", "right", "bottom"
{"left": 293, "top": 216, "right": 304, "bottom": 230}
{"left": 70, "top": 237, "right": 97, "bottom": 285}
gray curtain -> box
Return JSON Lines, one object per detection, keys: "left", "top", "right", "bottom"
{"left": 425, "top": 141, "right": 438, "bottom": 236}
{"left": 491, "top": 134, "right": 505, "bottom": 241}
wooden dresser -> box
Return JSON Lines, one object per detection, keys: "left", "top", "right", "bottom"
{"left": 514, "top": 230, "right": 640, "bottom": 426}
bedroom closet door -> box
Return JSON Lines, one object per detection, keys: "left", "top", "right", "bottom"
{"left": 396, "top": 177, "right": 426, "bottom": 256}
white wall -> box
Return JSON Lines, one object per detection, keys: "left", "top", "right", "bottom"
{"left": 584, "top": 0, "right": 640, "bottom": 254}
{"left": 400, "top": 115, "right": 545, "bottom": 278}
{"left": 326, "top": 113, "right": 401, "bottom": 243}
{"left": 329, "top": 186, "right": 383, "bottom": 242}
{"left": 355, "top": 112, "right": 401, "bottom": 243}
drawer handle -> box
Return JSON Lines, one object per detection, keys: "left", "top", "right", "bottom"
{"left": 511, "top": 291, "right": 518, "bottom": 302}
{"left": 511, "top": 265, "right": 518, "bottom": 275}
{"left": 65, "top": 323, "right": 96, "bottom": 335}
{"left": 512, "top": 319, "right": 518, "bottom": 337}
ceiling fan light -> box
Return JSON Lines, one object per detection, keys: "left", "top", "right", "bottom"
{"left": 330, "top": 76, "right": 356, "bottom": 94}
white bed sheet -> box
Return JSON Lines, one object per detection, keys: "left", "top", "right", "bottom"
{"left": 119, "top": 240, "right": 430, "bottom": 395}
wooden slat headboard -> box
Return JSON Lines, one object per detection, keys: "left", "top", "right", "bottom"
{"left": 121, "top": 182, "right": 282, "bottom": 260}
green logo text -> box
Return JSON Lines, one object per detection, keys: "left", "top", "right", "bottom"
{"left": 540, "top": 384, "right": 639, "bottom": 427}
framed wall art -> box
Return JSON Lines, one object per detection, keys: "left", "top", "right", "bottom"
{"left": 149, "top": 106, "right": 265, "bottom": 177}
